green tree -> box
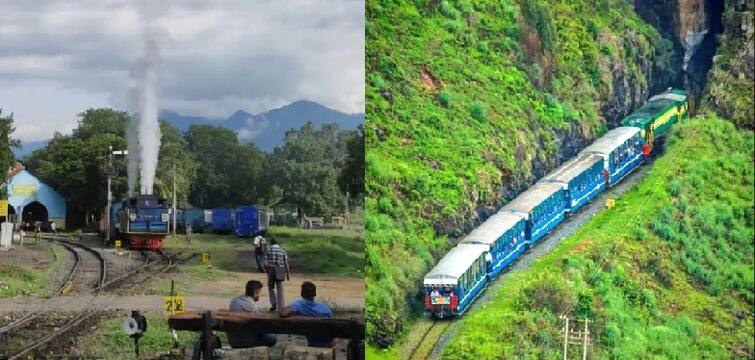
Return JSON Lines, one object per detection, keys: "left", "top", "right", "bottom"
{"left": 25, "top": 108, "right": 130, "bottom": 226}
{"left": 264, "top": 122, "right": 354, "bottom": 222}
{"left": 339, "top": 124, "right": 364, "bottom": 199}
{"left": 186, "top": 125, "right": 265, "bottom": 208}
{"left": 153, "top": 121, "right": 198, "bottom": 208}
{"left": 0, "top": 109, "right": 20, "bottom": 198}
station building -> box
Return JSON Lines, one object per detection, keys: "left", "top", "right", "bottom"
{"left": 4, "top": 163, "right": 66, "bottom": 229}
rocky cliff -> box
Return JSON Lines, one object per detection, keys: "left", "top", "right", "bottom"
{"left": 703, "top": 0, "right": 754, "bottom": 128}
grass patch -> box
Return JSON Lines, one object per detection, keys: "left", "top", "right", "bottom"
{"left": 441, "top": 117, "right": 754, "bottom": 358}
{"left": 0, "top": 243, "right": 62, "bottom": 298}
{"left": 156, "top": 226, "right": 363, "bottom": 293}
{"left": 77, "top": 310, "right": 207, "bottom": 359}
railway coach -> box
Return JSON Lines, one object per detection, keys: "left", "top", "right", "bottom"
{"left": 539, "top": 152, "right": 606, "bottom": 213}
{"left": 500, "top": 182, "right": 566, "bottom": 244}
{"left": 459, "top": 211, "right": 526, "bottom": 278}
{"left": 423, "top": 244, "right": 488, "bottom": 318}
{"left": 580, "top": 127, "right": 644, "bottom": 186}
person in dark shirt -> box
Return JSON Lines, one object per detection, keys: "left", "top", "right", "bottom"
{"left": 227, "top": 280, "right": 276, "bottom": 348}
{"left": 281, "top": 281, "right": 334, "bottom": 348}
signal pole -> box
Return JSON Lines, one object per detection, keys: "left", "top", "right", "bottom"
{"left": 106, "top": 146, "right": 113, "bottom": 245}
{"left": 172, "top": 163, "right": 177, "bottom": 235}
{"left": 106, "top": 148, "right": 128, "bottom": 246}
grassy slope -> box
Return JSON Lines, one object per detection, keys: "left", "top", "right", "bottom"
{"left": 443, "top": 117, "right": 754, "bottom": 359}
{"left": 365, "top": 0, "right": 672, "bottom": 346}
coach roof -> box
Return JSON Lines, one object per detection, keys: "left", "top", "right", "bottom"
{"left": 424, "top": 244, "right": 487, "bottom": 285}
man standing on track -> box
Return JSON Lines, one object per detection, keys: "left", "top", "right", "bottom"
{"left": 253, "top": 233, "right": 266, "bottom": 272}
{"left": 264, "top": 237, "right": 289, "bottom": 313}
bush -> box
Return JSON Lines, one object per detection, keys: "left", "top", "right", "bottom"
{"left": 370, "top": 74, "right": 385, "bottom": 89}
{"left": 438, "top": 91, "right": 452, "bottom": 108}
{"left": 470, "top": 101, "right": 486, "bottom": 122}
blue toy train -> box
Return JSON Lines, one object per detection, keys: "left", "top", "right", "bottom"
{"left": 424, "top": 89, "right": 688, "bottom": 318}
{"left": 104, "top": 200, "right": 270, "bottom": 249}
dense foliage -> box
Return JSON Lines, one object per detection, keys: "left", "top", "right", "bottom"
{"left": 443, "top": 117, "right": 754, "bottom": 359}
{"left": 0, "top": 109, "right": 20, "bottom": 198}
{"left": 703, "top": 0, "right": 754, "bottom": 129}
{"left": 365, "top": 0, "right": 673, "bottom": 346}
{"left": 22, "top": 108, "right": 361, "bottom": 227}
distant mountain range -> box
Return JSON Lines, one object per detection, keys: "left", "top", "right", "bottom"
{"left": 14, "top": 100, "right": 364, "bottom": 158}
{"left": 161, "top": 100, "right": 363, "bottom": 152}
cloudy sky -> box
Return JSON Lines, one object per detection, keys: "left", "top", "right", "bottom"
{"left": 0, "top": 0, "right": 364, "bottom": 142}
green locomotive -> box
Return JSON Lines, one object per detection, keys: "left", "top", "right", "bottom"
{"left": 620, "top": 88, "right": 688, "bottom": 155}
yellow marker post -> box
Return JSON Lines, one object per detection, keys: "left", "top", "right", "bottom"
{"left": 115, "top": 240, "right": 122, "bottom": 249}
{"left": 606, "top": 198, "right": 615, "bottom": 208}
{"left": 202, "top": 253, "right": 212, "bottom": 268}
{"left": 163, "top": 296, "right": 185, "bottom": 316}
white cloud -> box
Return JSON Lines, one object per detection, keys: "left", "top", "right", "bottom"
{"left": 0, "top": 0, "right": 364, "bottom": 141}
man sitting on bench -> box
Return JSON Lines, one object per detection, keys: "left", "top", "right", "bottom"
{"left": 228, "top": 280, "right": 276, "bottom": 348}
{"left": 281, "top": 281, "right": 334, "bottom": 348}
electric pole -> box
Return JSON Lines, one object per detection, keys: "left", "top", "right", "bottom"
{"left": 560, "top": 315, "right": 592, "bottom": 360}
{"left": 172, "top": 163, "right": 177, "bottom": 235}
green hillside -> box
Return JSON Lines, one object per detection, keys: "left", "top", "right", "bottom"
{"left": 443, "top": 117, "right": 754, "bottom": 358}
{"left": 365, "top": 0, "right": 674, "bottom": 346}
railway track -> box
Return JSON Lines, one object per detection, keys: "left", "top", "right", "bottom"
{"left": 0, "top": 235, "right": 193, "bottom": 359}
{"left": 406, "top": 320, "right": 451, "bottom": 360}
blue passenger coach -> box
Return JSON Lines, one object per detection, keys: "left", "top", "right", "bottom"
{"left": 234, "top": 206, "right": 269, "bottom": 237}
{"left": 459, "top": 211, "right": 526, "bottom": 278}
{"left": 501, "top": 182, "right": 566, "bottom": 244}
{"left": 423, "top": 244, "right": 488, "bottom": 318}
{"left": 581, "top": 127, "right": 644, "bottom": 186}
{"left": 539, "top": 153, "right": 606, "bottom": 213}
{"left": 211, "top": 208, "right": 235, "bottom": 233}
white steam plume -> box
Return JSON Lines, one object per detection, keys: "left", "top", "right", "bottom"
{"left": 137, "top": 34, "right": 160, "bottom": 195}
{"left": 127, "top": 8, "right": 162, "bottom": 196}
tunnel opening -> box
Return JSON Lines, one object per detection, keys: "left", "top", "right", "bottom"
{"left": 685, "top": 0, "right": 725, "bottom": 113}
{"left": 633, "top": 0, "right": 725, "bottom": 114}
{"left": 21, "top": 201, "right": 49, "bottom": 225}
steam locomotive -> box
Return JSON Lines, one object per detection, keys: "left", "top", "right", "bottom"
{"left": 112, "top": 194, "right": 170, "bottom": 250}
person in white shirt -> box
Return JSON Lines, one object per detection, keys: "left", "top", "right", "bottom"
{"left": 253, "top": 234, "right": 267, "bottom": 272}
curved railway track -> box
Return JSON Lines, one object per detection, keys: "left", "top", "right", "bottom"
{"left": 0, "top": 235, "right": 194, "bottom": 359}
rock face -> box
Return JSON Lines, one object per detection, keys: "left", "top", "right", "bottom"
{"left": 703, "top": 0, "right": 754, "bottom": 128}
{"left": 634, "top": 0, "right": 725, "bottom": 104}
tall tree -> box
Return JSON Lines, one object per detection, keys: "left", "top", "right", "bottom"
{"left": 186, "top": 125, "right": 265, "bottom": 208}
{"left": 264, "top": 122, "right": 354, "bottom": 221}
{"left": 339, "top": 124, "right": 365, "bottom": 199}
{"left": 153, "top": 121, "right": 198, "bottom": 208}
{"left": 25, "top": 109, "right": 129, "bottom": 225}
{"left": 0, "top": 109, "right": 20, "bottom": 198}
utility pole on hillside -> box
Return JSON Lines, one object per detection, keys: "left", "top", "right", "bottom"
{"left": 560, "top": 315, "right": 592, "bottom": 360}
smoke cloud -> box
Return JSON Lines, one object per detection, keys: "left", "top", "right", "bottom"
{"left": 127, "top": 5, "right": 162, "bottom": 195}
